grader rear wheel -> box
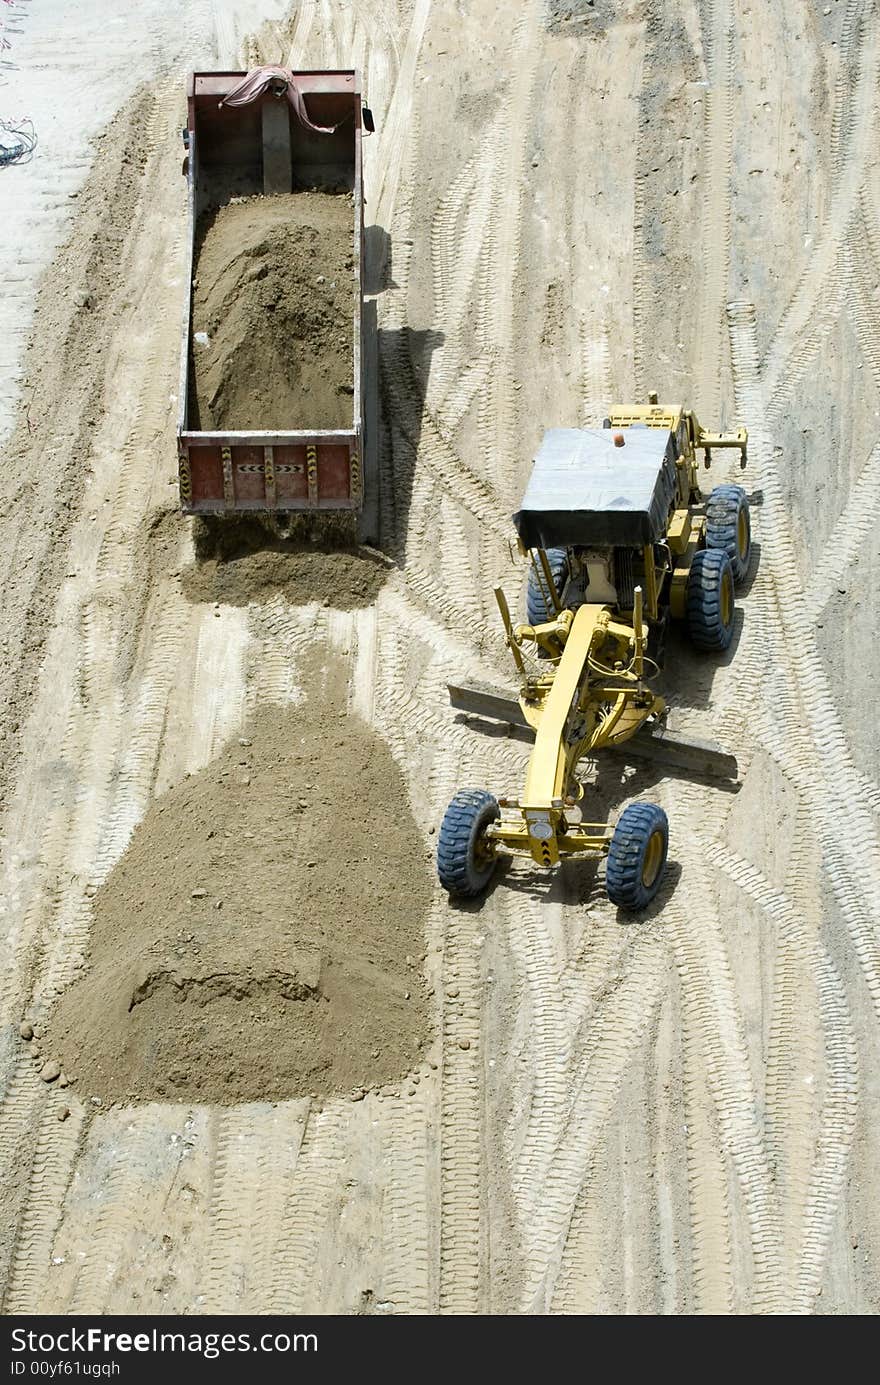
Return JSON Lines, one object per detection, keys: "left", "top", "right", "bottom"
{"left": 705, "top": 483, "right": 751, "bottom": 585}
{"left": 525, "top": 547, "right": 569, "bottom": 624}
{"left": 686, "top": 548, "right": 735, "bottom": 651}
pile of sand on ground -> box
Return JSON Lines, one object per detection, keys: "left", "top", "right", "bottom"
{"left": 182, "top": 548, "right": 386, "bottom": 609}
{"left": 138, "top": 508, "right": 390, "bottom": 611}
{"left": 190, "top": 191, "right": 355, "bottom": 431}
{"left": 182, "top": 513, "right": 389, "bottom": 609}
{"left": 45, "top": 656, "right": 431, "bottom": 1105}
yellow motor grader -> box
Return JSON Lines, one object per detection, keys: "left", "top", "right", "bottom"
{"left": 438, "top": 395, "right": 749, "bottom": 910}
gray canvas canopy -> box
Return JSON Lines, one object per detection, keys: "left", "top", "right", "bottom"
{"left": 513, "top": 426, "right": 678, "bottom": 549}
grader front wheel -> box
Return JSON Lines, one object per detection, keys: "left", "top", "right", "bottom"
{"left": 605, "top": 802, "right": 669, "bottom": 910}
{"left": 437, "top": 790, "right": 500, "bottom": 898}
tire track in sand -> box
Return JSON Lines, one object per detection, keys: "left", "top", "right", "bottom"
{"left": 729, "top": 302, "right": 880, "bottom": 969}
{"left": 517, "top": 923, "right": 668, "bottom": 1313}
{"left": 426, "top": 6, "right": 549, "bottom": 1312}
{"left": 662, "top": 830, "right": 784, "bottom": 1312}
{"left": 800, "top": 217, "right": 880, "bottom": 621}
{"left": 66, "top": 1109, "right": 181, "bottom": 1314}
{"left": 693, "top": 0, "right": 735, "bottom": 422}
{"left": 204, "top": 1103, "right": 309, "bottom": 1313}
{"left": 578, "top": 311, "right": 613, "bottom": 427}
{"left": 371, "top": 0, "right": 431, "bottom": 234}
{"left": 3, "top": 1100, "right": 86, "bottom": 1313}
{"left": 728, "top": 299, "right": 879, "bottom": 1301}
{"left": 762, "top": 2, "right": 879, "bottom": 406}
{"left": 265, "top": 1105, "right": 348, "bottom": 1313}
{"left": 375, "top": 1091, "right": 436, "bottom": 1313}
{"left": 473, "top": 6, "right": 543, "bottom": 495}
{"left": 703, "top": 836, "right": 858, "bottom": 1310}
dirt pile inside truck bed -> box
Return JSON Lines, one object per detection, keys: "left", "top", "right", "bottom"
{"left": 45, "top": 657, "right": 431, "bottom": 1105}
{"left": 190, "top": 191, "right": 355, "bottom": 432}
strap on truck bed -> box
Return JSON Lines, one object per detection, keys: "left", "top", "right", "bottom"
{"left": 220, "top": 66, "right": 343, "bottom": 135}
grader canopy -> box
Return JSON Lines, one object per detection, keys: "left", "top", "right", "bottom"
{"left": 513, "top": 426, "right": 678, "bottom": 549}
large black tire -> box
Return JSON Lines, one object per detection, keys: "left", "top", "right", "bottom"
{"left": 526, "top": 547, "right": 569, "bottom": 624}
{"left": 705, "top": 483, "right": 751, "bottom": 585}
{"left": 437, "top": 790, "right": 500, "bottom": 898}
{"left": 686, "top": 548, "right": 735, "bottom": 651}
{"left": 605, "top": 802, "right": 669, "bottom": 911}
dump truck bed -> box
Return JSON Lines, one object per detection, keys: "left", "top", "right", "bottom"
{"left": 177, "top": 70, "right": 374, "bottom": 531}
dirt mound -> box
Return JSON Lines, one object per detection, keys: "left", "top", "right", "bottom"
{"left": 182, "top": 548, "right": 387, "bottom": 609}
{"left": 182, "top": 514, "right": 389, "bottom": 609}
{"left": 190, "top": 191, "right": 355, "bottom": 431}
{"left": 45, "top": 656, "right": 432, "bottom": 1105}
{"left": 135, "top": 508, "right": 389, "bottom": 611}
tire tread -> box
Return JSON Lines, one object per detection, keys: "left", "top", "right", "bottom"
{"left": 687, "top": 547, "right": 735, "bottom": 650}
{"left": 437, "top": 790, "right": 500, "bottom": 897}
{"left": 605, "top": 802, "right": 669, "bottom": 910}
{"left": 705, "top": 483, "right": 750, "bottom": 584}
{"left": 525, "top": 548, "right": 569, "bottom": 624}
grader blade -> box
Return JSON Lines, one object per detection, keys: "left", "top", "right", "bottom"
{"left": 447, "top": 681, "right": 528, "bottom": 729}
{"left": 447, "top": 681, "right": 738, "bottom": 781}
{"left": 626, "top": 724, "right": 738, "bottom": 781}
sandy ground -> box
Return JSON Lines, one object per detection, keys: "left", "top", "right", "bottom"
{"left": 1, "top": 0, "right": 879, "bottom": 1315}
